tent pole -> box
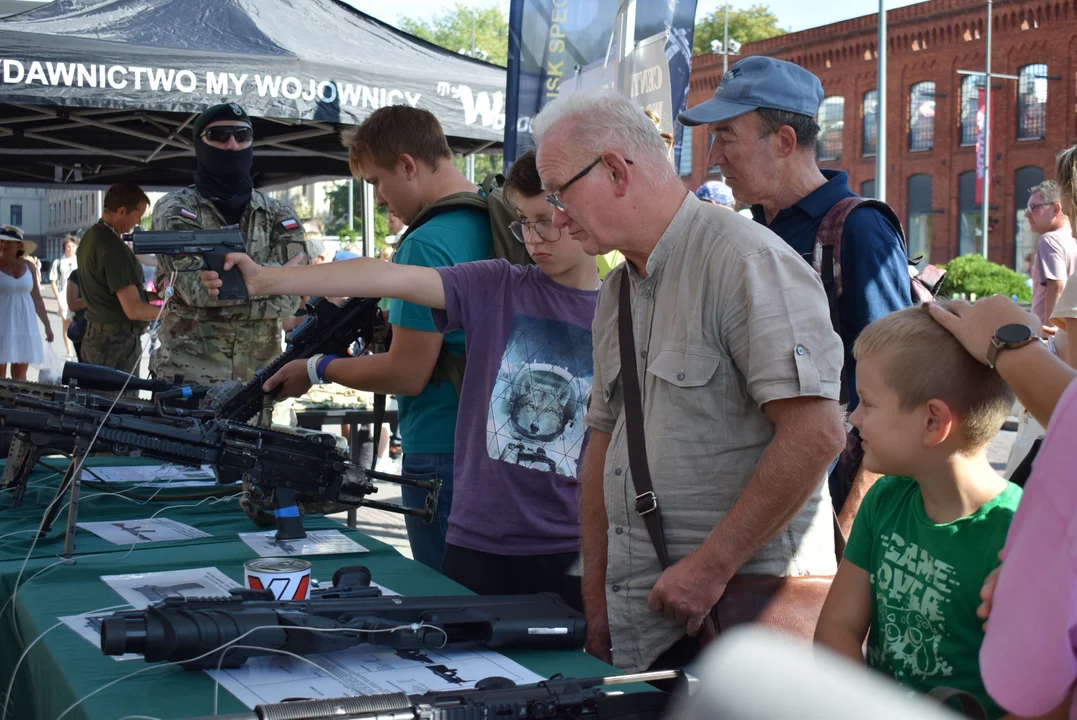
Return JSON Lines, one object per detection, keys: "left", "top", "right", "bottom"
{"left": 348, "top": 178, "right": 354, "bottom": 233}
{"left": 362, "top": 179, "right": 375, "bottom": 257}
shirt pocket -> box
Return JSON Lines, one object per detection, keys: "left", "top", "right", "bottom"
{"left": 645, "top": 346, "right": 730, "bottom": 443}
{"left": 598, "top": 361, "right": 624, "bottom": 421}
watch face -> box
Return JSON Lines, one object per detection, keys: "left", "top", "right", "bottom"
{"left": 996, "top": 323, "right": 1034, "bottom": 345}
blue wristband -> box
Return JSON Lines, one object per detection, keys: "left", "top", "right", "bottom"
{"left": 316, "top": 354, "right": 340, "bottom": 382}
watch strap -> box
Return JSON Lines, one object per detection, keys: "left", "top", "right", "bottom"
{"left": 316, "top": 354, "right": 339, "bottom": 382}
{"left": 307, "top": 354, "right": 324, "bottom": 386}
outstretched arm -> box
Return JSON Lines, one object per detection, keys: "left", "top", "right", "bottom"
{"left": 202, "top": 253, "right": 446, "bottom": 310}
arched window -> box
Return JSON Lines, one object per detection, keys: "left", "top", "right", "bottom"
{"left": 907, "top": 174, "right": 933, "bottom": 261}
{"left": 817, "top": 96, "right": 845, "bottom": 161}
{"left": 959, "top": 75, "right": 983, "bottom": 146}
{"left": 909, "top": 81, "right": 936, "bottom": 151}
{"left": 862, "top": 89, "right": 878, "bottom": 156}
{"left": 958, "top": 170, "right": 981, "bottom": 256}
{"left": 1017, "top": 63, "right": 1048, "bottom": 140}
{"left": 1014, "top": 166, "right": 1046, "bottom": 270}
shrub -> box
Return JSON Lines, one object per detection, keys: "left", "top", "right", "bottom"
{"left": 940, "top": 254, "right": 1032, "bottom": 302}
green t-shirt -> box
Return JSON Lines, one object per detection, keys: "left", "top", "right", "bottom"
{"left": 845, "top": 475, "right": 1022, "bottom": 719}
{"left": 75, "top": 222, "right": 147, "bottom": 325}
{"left": 388, "top": 208, "right": 492, "bottom": 454}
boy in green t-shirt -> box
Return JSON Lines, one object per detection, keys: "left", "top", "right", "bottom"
{"left": 815, "top": 306, "right": 1021, "bottom": 718}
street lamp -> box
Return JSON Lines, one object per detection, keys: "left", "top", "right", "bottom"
{"left": 710, "top": 4, "right": 741, "bottom": 74}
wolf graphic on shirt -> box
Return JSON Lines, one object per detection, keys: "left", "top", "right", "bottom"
{"left": 487, "top": 314, "right": 593, "bottom": 477}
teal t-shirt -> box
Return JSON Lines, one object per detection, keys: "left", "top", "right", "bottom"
{"left": 844, "top": 475, "right": 1022, "bottom": 719}
{"left": 388, "top": 208, "right": 492, "bottom": 454}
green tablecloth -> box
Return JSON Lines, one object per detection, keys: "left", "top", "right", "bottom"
{"left": 0, "top": 458, "right": 615, "bottom": 720}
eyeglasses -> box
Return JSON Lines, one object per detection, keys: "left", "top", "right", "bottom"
{"left": 1026, "top": 201, "right": 1054, "bottom": 213}
{"left": 200, "top": 126, "right": 254, "bottom": 144}
{"left": 546, "top": 156, "right": 633, "bottom": 213}
{"left": 510, "top": 219, "right": 561, "bottom": 244}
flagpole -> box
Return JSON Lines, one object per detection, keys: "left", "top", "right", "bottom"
{"left": 876, "top": 0, "right": 886, "bottom": 202}
{"left": 981, "top": 0, "right": 992, "bottom": 258}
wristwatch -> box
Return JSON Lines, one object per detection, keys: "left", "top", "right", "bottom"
{"left": 986, "top": 323, "right": 1036, "bottom": 369}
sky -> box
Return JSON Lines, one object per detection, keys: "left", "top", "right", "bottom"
{"left": 344, "top": 0, "right": 927, "bottom": 35}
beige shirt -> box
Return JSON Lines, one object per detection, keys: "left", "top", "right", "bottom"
{"left": 584, "top": 194, "right": 843, "bottom": 672}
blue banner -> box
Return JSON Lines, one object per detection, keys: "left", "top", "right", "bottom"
{"left": 504, "top": 0, "right": 698, "bottom": 168}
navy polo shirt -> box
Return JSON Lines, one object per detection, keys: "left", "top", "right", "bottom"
{"left": 751, "top": 170, "right": 912, "bottom": 409}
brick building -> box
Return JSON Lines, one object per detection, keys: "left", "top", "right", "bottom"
{"left": 681, "top": 0, "right": 1077, "bottom": 270}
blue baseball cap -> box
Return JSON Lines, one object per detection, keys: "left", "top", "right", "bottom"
{"left": 679, "top": 56, "right": 824, "bottom": 127}
{"left": 696, "top": 181, "right": 734, "bottom": 207}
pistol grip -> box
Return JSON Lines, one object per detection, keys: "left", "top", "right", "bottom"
{"left": 273, "top": 487, "right": 307, "bottom": 541}
{"left": 205, "top": 253, "right": 249, "bottom": 302}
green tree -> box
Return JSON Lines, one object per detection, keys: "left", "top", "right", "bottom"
{"left": 326, "top": 182, "right": 391, "bottom": 251}
{"left": 400, "top": 2, "right": 509, "bottom": 67}
{"left": 453, "top": 153, "right": 504, "bottom": 181}
{"left": 693, "top": 4, "right": 788, "bottom": 56}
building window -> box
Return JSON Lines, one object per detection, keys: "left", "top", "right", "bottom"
{"left": 860, "top": 179, "right": 876, "bottom": 199}
{"left": 1014, "top": 165, "right": 1046, "bottom": 271}
{"left": 958, "top": 170, "right": 981, "bottom": 256}
{"left": 678, "top": 126, "right": 693, "bottom": 177}
{"left": 862, "top": 90, "right": 878, "bottom": 157}
{"left": 959, "top": 75, "right": 983, "bottom": 146}
{"left": 9, "top": 205, "right": 22, "bottom": 227}
{"left": 907, "top": 174, "right": 933, "bottom": 262}
{"left": 1017, "top": 63, "right": 1048, "bottom": 141}
{"left": 909, "top": 81, "right": 936, "bottom": 151}
{"left": 817, "top": 96, "right": 844, "bottom": 161}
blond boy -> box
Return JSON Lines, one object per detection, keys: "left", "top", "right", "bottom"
{"left": 815, "top": 306, "right": 1020, "bottom": 718}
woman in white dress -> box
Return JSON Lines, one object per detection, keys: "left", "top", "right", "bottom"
{"left": 49, "top": 235, "right": 78, "bottom": 358}
{"left": 0, "top": 225, "right": 54, "bottom": 379}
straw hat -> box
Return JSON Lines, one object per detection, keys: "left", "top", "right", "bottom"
{"left": 0, "top": 225, "right": 36, "bottom": 256}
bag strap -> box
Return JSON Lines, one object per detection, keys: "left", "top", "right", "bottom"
{"left": 617, "top": 274, "right": 672, "bottom": 570}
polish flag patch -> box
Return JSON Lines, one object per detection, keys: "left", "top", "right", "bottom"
{"left": 281, "top": 218, "right": 300, "bottom": 230}
{"left": 179, "top": 208, "right": 197, "bottom": 220}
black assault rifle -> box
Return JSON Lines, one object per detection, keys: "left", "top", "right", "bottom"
{"left": 209, "top": 295, "right": 388, "bottom": 423}
{"left": 181, "top": 672, "right": 679, "bottom": 720}
{"left": 100, "top": 590, "right": 585, "bottom": 669}
{"left": 0, "top": 397, "right": 438, "bottom": 544}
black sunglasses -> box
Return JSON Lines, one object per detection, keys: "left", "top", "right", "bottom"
{"left": 201, "top": 126, "right": 254, "bottom": 144}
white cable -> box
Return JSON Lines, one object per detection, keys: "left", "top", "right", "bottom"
{"left": 0, "top": 602, "right": 132, "bottom": 720}
{"left": 211, "top": 644, "right": 343, "bottom": 716}
{"left": 0, "top": 529, "right": 36, "bottom": 542}
{"left": 6, "top": 283, "right": 177, "bottom": 653}
{"left": 115, "top": 491, "right": 245, "bottom": 562}
{"left": 55, "top": 622, "right": 450, "bottom": 720}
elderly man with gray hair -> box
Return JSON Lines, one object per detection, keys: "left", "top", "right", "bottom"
{"left": 532, "top": 90, "right": 846, "bottom": 673}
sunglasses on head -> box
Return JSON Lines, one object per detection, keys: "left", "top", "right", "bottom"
{"left": 201, "top": 126, "right": 254, "bottom": 144}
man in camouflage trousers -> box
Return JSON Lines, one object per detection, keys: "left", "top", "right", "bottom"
{"left": 149, "top": 102, "right": 317, "bottom": 524}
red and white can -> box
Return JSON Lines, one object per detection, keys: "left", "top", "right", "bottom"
{"left": 244, "top": 558, "right": 312, "bottom": 600}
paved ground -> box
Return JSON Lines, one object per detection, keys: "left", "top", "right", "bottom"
{"left": 22, "top": 287, "right": 1020, "bottom": 562}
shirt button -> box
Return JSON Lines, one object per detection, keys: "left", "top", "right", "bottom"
{"left": 612, "top": 584, "right": 621, "bottom": 592}
{"left": 641, "top": 349, "right": 648, "bottom": 359}
{"left": 615, "top": 526, "right": 624, "bottom": 535}
{"left": 676, "top": 372, "right": 685, "bottom": 381}
{"left": 614, "top": 467, "right": 623, "bottom": 476}
{"left": 643, "top": 289, "right": 652, "bottom": 299}
{"left": 795, "top": 344, "right": 807, "bottom": 356}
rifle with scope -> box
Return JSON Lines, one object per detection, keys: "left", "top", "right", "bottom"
{"left": 0, "top": 395, "right": 438, "bottom": 541}
{"left": 100, "top": 590, "right": 585, "bottom": 669}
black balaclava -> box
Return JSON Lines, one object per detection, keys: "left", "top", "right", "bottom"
{"left": 194, "top": 138, "right": 254, "bottom": 226}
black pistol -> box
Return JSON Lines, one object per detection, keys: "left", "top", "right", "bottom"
{"left": 125, "top": 227, "right": 248, "bottom": 301}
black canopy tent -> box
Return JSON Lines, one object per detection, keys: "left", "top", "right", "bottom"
{"left": 0, "top": 0, "right": 507, "bottom": 189}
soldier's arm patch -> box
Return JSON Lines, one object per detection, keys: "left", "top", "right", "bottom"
{"left": 280, "top": 218, "right": 300, "bottom": 230}
{"left": 179, "top": 208, "right": 198, "bottom": 220}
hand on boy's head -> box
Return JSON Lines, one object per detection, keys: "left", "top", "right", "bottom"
{"left": 929, "top": 297, "right": 1041, "bottom": 366}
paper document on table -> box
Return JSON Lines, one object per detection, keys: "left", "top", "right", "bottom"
{"left": 59, "top": 612, "right": 141, "bottom": 661}
{"left": 81, "top": 463, "right": 217, "bottom": 486}
{"left": 101, "top": 567, "right": 239, "bottom": 608}
{"left": 78, "top": 518, "right": 211, "bottom": 544}
{"left": 239, "top": 529, "right": 367, "bottom": 557}
{"left": 207, "top": 646, "right": 545, "bottom": 708}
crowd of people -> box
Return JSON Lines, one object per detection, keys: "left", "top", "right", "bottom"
{"left": 4, "top": 53, "right": 1077, "bottom": 717}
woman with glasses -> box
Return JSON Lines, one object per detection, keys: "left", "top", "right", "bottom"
{"left": 201, "top": 151, "right": 601, "bottom": 611}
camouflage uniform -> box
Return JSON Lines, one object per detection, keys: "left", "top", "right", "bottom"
{"left": 149, "top": 186, "right": 320, "bottom": 525}
{"left": 149, "top": 186, "right": 310, "bottom": 387}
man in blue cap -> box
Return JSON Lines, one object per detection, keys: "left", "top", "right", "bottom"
{"left": 680, "top": 56, "right": 911, "bottom": 533}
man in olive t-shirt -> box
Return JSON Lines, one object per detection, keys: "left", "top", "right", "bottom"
{"left": 77, "top": 183, "right": 160, "bottom": 375}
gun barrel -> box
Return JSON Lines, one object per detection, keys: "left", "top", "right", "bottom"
{"left": 62, "top": 361, "right": 174, "bottom": 394}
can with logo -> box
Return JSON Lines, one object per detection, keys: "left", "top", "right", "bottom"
{"left": 244, "top": 558, "right": 312, "bottom": 600}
